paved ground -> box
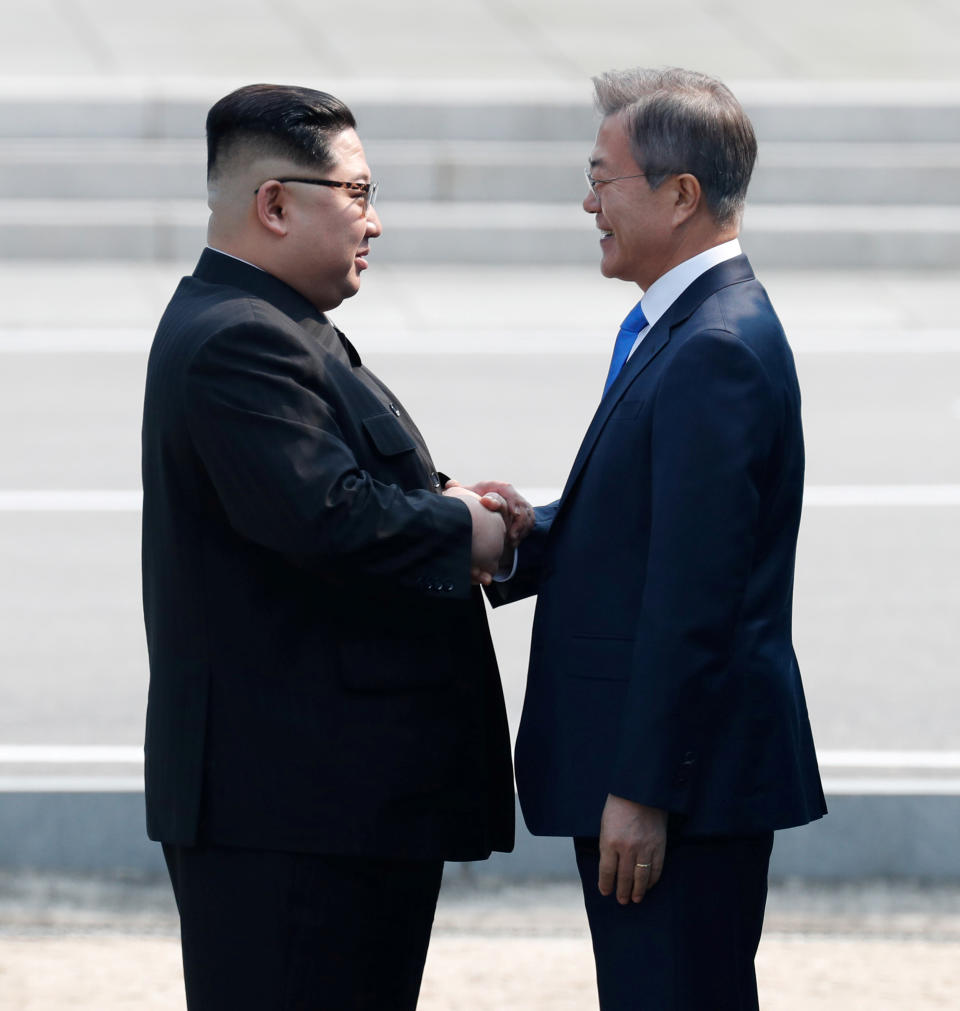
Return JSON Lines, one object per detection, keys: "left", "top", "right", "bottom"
{"left": 1, "top": 263, "right": 959, "bottom": 764}
{"left": 0, "top": 3, "right": 957, "bottom": 768}
{"left": 1, "top": 874, "right": 959, "bottom": 1009}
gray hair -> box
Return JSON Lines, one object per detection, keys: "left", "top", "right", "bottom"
{"left": 592, "top": 67, "right": 757, "bottom": 228}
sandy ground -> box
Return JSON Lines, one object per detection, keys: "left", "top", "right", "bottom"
{"left": 3, "top": 932, "right": 960, "bottom": 1010}
{"left": 2, "top": 877, "right": 959, "bottom": 1010}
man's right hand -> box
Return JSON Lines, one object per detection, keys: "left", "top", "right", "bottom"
{"left": 444, "top": 479, "right": 534, "bottom": 548}
{"left": 442, "top": 485, "right": 507, "bottom": 585}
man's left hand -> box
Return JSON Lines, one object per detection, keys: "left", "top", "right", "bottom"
{"left": 598, "top": 794, "right": 667, "bottom": 905}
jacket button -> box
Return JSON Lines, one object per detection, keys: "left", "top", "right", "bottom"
{"left": 444, "top": 582, "right": 454, "bottom": 592}
{"left": 430, "top": 471, "right": 441, "bottom": 489}
{"left": 389, "top": 402, "right": 401, "bottom": 417}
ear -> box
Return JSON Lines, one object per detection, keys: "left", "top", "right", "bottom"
{"left": 672, "top": 173, "right": 702, "bottom": 226}
{"left": 254, "top": 181, "right": 289, "bottom": 237}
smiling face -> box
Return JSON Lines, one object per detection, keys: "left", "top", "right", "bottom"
{"left": 584, "top": 115, "right": 681, "bottom": 291}
{"left": 275, "top": 128, "right": 382, "bottom": 312}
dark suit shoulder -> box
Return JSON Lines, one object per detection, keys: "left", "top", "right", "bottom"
{"left": 156, "top": 278, "right": 301, "bottom": 352}
{"left": 674, "top": 278, "right": 796, "bottom": 387}
{"left": 151, "top": 279, "right": 349, "bottom": 390}
{"left": 665, "top": 322, "right": 774, "bottom": 386}
{"left": 684, "top": 276, "right": 781, "bottom": 336}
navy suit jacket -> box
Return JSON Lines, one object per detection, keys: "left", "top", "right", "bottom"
{"left": 494, "top": 255, "right": 826, "bottom": 838}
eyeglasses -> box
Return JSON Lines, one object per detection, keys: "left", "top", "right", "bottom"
{"left": 584, "top": 167, "right": 647, "bottom": 199}
{"left": 254, "top": 177, "right": 379, "bottom": 214}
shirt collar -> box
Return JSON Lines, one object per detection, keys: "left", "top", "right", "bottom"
{"left": 636, "top": 238, "right": 742, "bottom": 331}
{"left": 205, "top": 245, "right": 265, "bottom": 272}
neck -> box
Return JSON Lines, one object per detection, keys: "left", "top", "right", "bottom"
{"left": 646, "top": 227, "right": 739, "bottom": 289}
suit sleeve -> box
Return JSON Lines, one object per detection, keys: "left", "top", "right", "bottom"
{"left": 182, "top": 316, "right": 473, "bottom": 598}
{"left": 608, "top": 330, "right": 779, "bottom": 811}
{"left": 486, "top": 500, "right": 559, "bottom": 607}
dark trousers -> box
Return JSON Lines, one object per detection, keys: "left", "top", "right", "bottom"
{"left": 163, "top": 842, "right": 443, "bottom": 1011}
{"left": 574, "top": 832, "right": 774, "bottom": 1011}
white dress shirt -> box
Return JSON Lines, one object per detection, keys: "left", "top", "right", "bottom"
{"left": 626, "top": 238, "right": 742, "bottom": 360}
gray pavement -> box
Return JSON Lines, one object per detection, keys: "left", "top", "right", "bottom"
{"left": 1, "top": 0, "right": 960, "bottom": 886}
{"left": 1, "top": 263, "right": 958, "bottom": 760}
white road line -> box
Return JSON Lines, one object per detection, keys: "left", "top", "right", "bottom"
{"left": 803, "top": 485, "right": 960, "bottom": 506}
{"left": 4, "top": 750, "right": 960, "bottom": 794}
{"left": 3, "top": 746, "right": 959, "bottom": 770}
{"left": 820, "top": 778, "right": 960, "bottom": 796}
{"left": 0, "top": 328, "right": 153, "bottom": 352}
{"left": 3, "top": 327, "right": 960, "bottom": 354}
{"left": 0, "top": 745, "right": 143, "bottom": 763}
{"left": 520, "top": 486, "right": 960, "bottom": 508}
{"left": 1, "top": 776, "right": 957, "bottom": 795}
{"left": 0, "top": 777, "right": 144, "bottom": 793}
{"left": 0, "top": 491, "right": 143, "bottom": 511}
{"left": 817, "top": 751, "right": 960, "bottom": 769}
{"left": 3, "top": 486, "right": 960, "bottom": 512}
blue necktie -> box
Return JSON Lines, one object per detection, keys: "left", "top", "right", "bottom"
{"left": 602, "top": 301, "right": 649, "bottom": 398}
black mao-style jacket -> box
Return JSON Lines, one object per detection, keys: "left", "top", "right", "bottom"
{"left": 142, "top": 249, "right": 514, "bottom": 860}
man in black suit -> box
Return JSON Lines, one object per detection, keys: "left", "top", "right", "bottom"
{"left": 141, "top": 84, "right": 524, "bottom": 1010}
{"left": 485, "top": 68, "right": 826, "bottom": 1009}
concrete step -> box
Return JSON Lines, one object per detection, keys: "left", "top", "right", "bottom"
{"left": 2, "top": 199, "right": 959, "bottom": 268}
{"left": 1, "top": 84, "right": 959, "bottom": 142}
{"left": 4, "top": 140, "right": 960, "bottom": 206}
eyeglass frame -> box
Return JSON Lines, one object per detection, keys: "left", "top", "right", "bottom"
{"left": 584, "top": 167, "right": 649, "bottom": 200}
{"left": 254, "top": 177, "right": 379, "bottom": 214}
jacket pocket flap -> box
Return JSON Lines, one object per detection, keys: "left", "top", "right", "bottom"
{"left": 362, "top": 413, "right": 417, "bottom": 456}
{"left": 608, "top": 397, "right": 646, "bottom": 421}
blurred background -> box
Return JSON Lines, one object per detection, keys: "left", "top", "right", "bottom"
{"left": 0, "top": 1, "right": 958, "bottom": 1007}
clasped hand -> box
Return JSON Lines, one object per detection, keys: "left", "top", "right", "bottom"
{"left": 442, "top": 480, "right": 535, "bottom": 586}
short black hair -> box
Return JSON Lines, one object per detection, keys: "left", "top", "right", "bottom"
{"left": 593, "top": 68, "right": 757, "bottom": 228}
{"left": 206, "top": 84, "right": 357, "bottom": 180}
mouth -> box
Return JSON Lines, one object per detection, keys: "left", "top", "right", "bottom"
{"left": 597, "top": 227, "right": 614, "bottom": 240}
{"left": 355, "top": 247, "right": 370, "bottom": 269}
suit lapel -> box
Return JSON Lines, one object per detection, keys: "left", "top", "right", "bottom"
{"left": 558, "top": 322, "right": 670, "bottom": 506}
{"left": 557, "top": 255, "right": 756, "bottom": 510}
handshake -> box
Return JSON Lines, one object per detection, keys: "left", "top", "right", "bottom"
{"left": 442, "top": 480, "right": 535, "bottom": 586}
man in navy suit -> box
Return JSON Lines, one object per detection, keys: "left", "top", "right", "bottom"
{"left": 486, "top": 68, "right": 826, "bottom": 1009}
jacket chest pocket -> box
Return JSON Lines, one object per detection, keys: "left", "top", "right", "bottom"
{"left": 608, "top": 397, "right": 646, "bottom": 421}
{"left": 360, "top": 412, "right": 438, "bottom": 492}
{"left": 362, "top": 413, "right": 417, "bottom": 457}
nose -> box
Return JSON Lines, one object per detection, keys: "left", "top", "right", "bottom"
{"left": 365, "top": 205, "right": 382, "bottom": 237}
{"left": 583, "top": 187, "right": 600, "bottom": 214}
